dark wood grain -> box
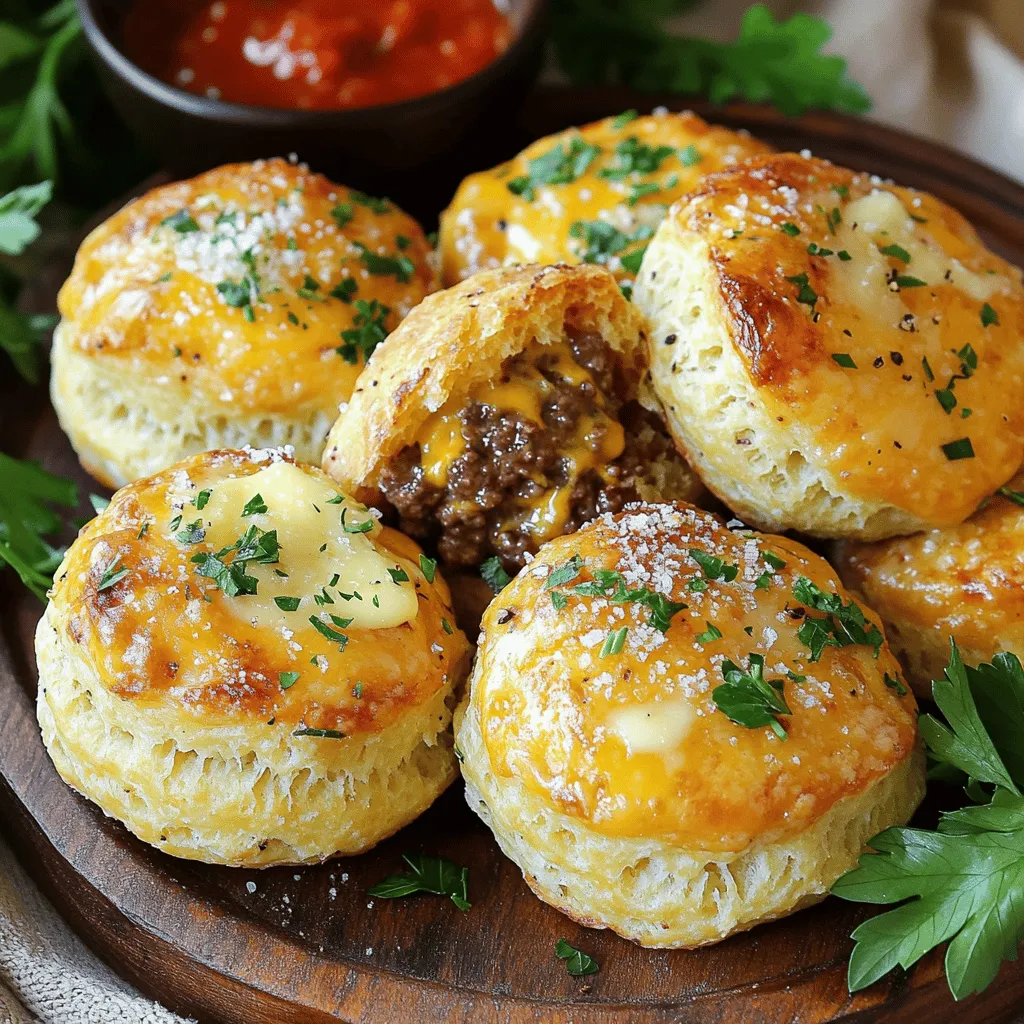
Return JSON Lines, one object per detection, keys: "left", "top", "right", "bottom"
{"left": 3, "top": 88, "right": 1024, "bottom": 1024}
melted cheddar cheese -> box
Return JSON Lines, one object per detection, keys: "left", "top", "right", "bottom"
{"left": 439, "top": 110, "right": 773, "bottom": 288}
{"left": 58, "top": 158, "right": 436, "bottom": 417}
{"left": 667, "top": 153, "right": 1024, "bottom": 526}
{"left": 54, "top": 449, "right": 468, "bottom": 734}
{"left": 473, "top": 504, "right": 919, "bottom": 852}
{"left": 410, "top": 340, "right": 625, "bottom": 543}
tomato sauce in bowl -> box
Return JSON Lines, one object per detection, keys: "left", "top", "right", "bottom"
{"left": 123, "top": 0, "right": 512, "bottom": 111}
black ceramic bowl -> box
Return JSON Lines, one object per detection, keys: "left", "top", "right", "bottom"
{"left": 76, "top": 0, "right": 548, "bottom": 219}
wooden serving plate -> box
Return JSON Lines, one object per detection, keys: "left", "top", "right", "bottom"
{"left": 3, "top": 88, "right": 1024, "bottom": 1024}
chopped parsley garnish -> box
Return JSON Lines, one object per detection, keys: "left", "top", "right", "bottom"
{"left": 175, "top": 519, "right": 205, "bottom": 545}
{"left": 619, "top": 246, "right": 647, "bottom": 274}
{"left": 191, "top": 524, "right": 279, "bottom": 597}
{"left": 308, "top": 614, "right": 351, "bottom": 649}
{"left": 763, "top": 551, "right": 787, "bottom": 571}
{"left": 807, "top": 242, "right": 833, "bottom": 256}
{"left": 545, "top": 554, "right": 583, "bottom": 590}
{"left": 551, "top": 591, "right": 568, "bottom": 610}
{"left": 350, "top": 191, "right": 390, "bottom": 214}
{"left": 695, "top": 621, "right": 723, "bottom": 644}
{"left": 780, "top": 222, "right": 800, "bottom": 236}
{"left": 879, "top": 243, "right": 911, "bottom": 263}
{"left": 568, "top": 219, "right": 652, "bottom": 268}
{"left": 441, "top": 618, "right": 453, "bottom": 634}
{"left": 217, "top": 248, "right": 261, "bottom": 321}
{"left": 997, "top": 486, "right": 1024, "bottom": 506}
{"left": 832, "top": 353, "right": 857, "bottom": 369}
{"left": 627, "top": 182, "right": 661, "bottom": 206}
{"left": 355, "top": 242, "right": 414, "bottom": 283}
{"left": 831, "top": 183, "right": 850, "bottom": 198}
{"left": 368, "top": 853, "right": 470, "bottom": 910}
{"left": 387, "top": 566, "right": 410, "bottom": 584}
{"left": 689, "top": 549, "right": 739, "bottom": 582}
{"left": 981, "top": 302, "right": 1000, "bottom": 327}
{"left": 337, "top": 298, "right": 390, "bottom": 364}
{"left": 785, "top": 272, "right": 818, "bottom": 308}
{"left": 754, "top": 571, "right": 772, "bottom": 589}
{"left": 678, "top": 144, "right": 701, "bottom": 167}
{"left": 819, "top": 204, "right": 841, "bottom": 234}
{"left": 161, "top": 209, "right": 199, "bottom": 234}
{"left": 137, "top": 522, "right": 149, "bottom": 539}
{"left": 792, "top": 576, "right": 883, "bottom": 661}
{"left": 935, "top": 388, "right": 957, "bottom": 414}
{"left": 883, "top": 672, "right": 908, "bottom": 696}
{"left": 688, "top": 577, "right": 708, "bottom": 593}
{"left": 297, "top": 274, "right": 323, "bottom": 302}
{"left": 274, "top": 596, "right": 301, "bottom": 611}
{"left": 481, "top": 556, "right": 511, "bottom": 593}
{"left": 895, "top": 274, "right": 926, "bottom": 288}
{"left": 922, "top": 357, "right": 935, "bottom": 381}
{"left": 566, "top": 567, "right": 685, "bottom": 632}
{"left": 838, "top": 249, "right": 852, "bottom": 261}
{"left": 555, "top": 938, "right": 599, "bottom": 977}
{"left": 942, "top": 437, "right": 975, "bottom": 461}
{"left": 713, "top": 653, "right": 791, "bottom": 739}
{"left": 279, "top": 671, "right": 300, "bottom": 690}
{"left": 601, "top": 625, "right": 628, "bottom": 657}
{"left": 331, "top": 203, "right": 354, "bottom": 228}
{"left": 340, "top": 508, "right": 374, "bottom": 534}
{"left": 241, "top": 493, "right": 267, "bottom": 517}
{"left": 293, "top": 727, "right": 345, "bottom": 739}
{"left": 97, "top": 557, "right": 129, "bottom": 592}
{"left": 419, "top": 554, "right": 437, "bottom": 583}
{"left": 611, "top": 109, "right": 638, "bottom": 129}
{"left": 194, "top": 489, "right": 212, "bottom": 510}
{"left": 506, "top": 136, "right": 601, "bottom": 201}
{"left": 598, "top": 135, "right": 675, "bottom": 179}
{"left": 329, "top": 276, "right": 358, "bottom": 303}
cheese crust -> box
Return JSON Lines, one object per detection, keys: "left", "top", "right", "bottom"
{"left": 835, "top": 471, "right": 1024, "bottom": 695}
{"left": 51, "top": 158, "right": 437, "bottom": 487}
{"left": 36, "top": 448, "right": 471, "bottom": 865}
{"left": 440, "top": 109, "right": 773, "bottom": 289}
{"left": 456, "top": 502, "right": 925, "bottom": 946}
{"left": 635, "top": 152, "right": 1024, "bottom": 539}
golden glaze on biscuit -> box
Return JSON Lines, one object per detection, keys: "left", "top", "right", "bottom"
{"left": 636, "top": 152, "right": 1024, "bottom": 537}
{"left": 440, "top": 110, "right": 773, "bottom": 289}
{"left": 470, "top": 503, "right": 919, "bottom": 852}
{"left": 52, "top": 159, "right": 436, "bottom": 485}
{"left": 836, "top": 472, "right": 1024, "bottom": 692}
{"left": 52, "top": 449, "right": 467, "bottom": 733}
{"left": 59, "top": 159, "right": 434, "bottom": 413}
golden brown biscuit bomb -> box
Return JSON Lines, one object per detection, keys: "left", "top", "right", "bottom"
{"left": 35, "top": 448, "right": 470, "bottom": 866}
{"left": 440, "top": 109, "right": 773, "bottom": 290}
{"left": 322, "top": 263, "right": 702, "bottom": 574}
{"left": 51, "top": 158, "right": 436, "bottom": 487}
{"left": 635, "top": 152, "right": 1024, "bottom": 540}
{"left": 456, "top": 502, "right": 925, "bottom": 948}
{"left": 835, "top": 472, "right": 1024, "bottom": 696}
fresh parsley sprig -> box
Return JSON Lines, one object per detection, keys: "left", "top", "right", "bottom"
{"left": 550, "top": 2, "right": 870, "bottom": 117}
{"left": 0, "top": 452, "right": 78, "bottom": 601}
{"left": 792, "top": 577, "right": 882, "bottom": 661}
{"left": 368, "top": 853, "right": 471, "bottom": 911}
{"left": 555, "top": 938, "right": 599, "bottom": 976}
{"left": 833, "top": 640, "right": 1024, "bottom": 1000}
{"left": 556, "top": 564, "right": 686, "bottom": 633}
{"left": 713, "top": 653, "right": 791, "bottom": 739}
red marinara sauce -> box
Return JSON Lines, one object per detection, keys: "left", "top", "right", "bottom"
{"left": 123, "top": 0, "right": 512, "bottom": 110}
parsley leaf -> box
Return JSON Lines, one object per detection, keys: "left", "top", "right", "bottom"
{"left": 555, "top": 938, "right": 599, "bottom": 976}
{"left": 598, "top": 135, "right": 675, "bottom": 179}
{"left": 507, "top": 136, "right": 601, "bottom": 200}
{"left": 713, "top": 653, "right": 791, "bottom": 739}
{"left": 566, "top": 567, "right": 685, "bottom": 632}
{"left": 689, "top": 548, "right": 739, "bottom": 582}
{"left": 481, "top": 556, "right": 511, "bottom": 593}
{"left": 355, "top": 242, "right": 414, "bottom": 283}
{"left": 337, "top": 298, "right": 390, "bottom": 364}
{"left": 997, "top": 486, "right": 1024, "bottom": 507}
{"left": 419, "top": 554, "right": 437, "bottom": 583}
{"left": 545, "top": 554, "right": 583, "bottom": 590}
{"left": 0, "top": 453, "right": 77, "bottom": 601}
{"left": 792, "top": 577, "right": 883, "bottom": 661}
{"left": 550, "top": 3, "right": 870, "bottom": 116}
{"left": 368, "top": 853, "right": 471, "bottom": 911}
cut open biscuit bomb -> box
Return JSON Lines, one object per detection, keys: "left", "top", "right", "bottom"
{"left": 322, "top": 264, "right": 702, "bottom": 595}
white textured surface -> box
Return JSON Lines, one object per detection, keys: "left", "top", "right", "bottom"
{"left": 0, "top": 833, "right": 190, "bottom": 1024}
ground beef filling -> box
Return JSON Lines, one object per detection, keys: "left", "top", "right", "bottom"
{"left": 378, "top": 333, "right": 683, "bottom": 569}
